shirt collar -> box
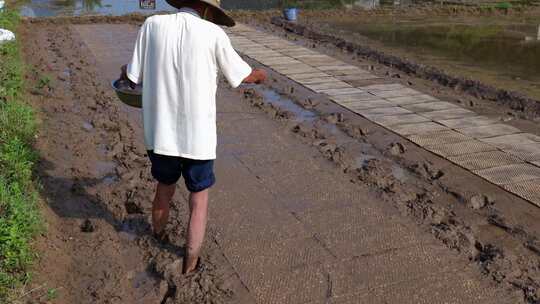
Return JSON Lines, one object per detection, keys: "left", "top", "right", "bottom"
{"left": 178, "top": 7, "right": 201, "bottom": 18}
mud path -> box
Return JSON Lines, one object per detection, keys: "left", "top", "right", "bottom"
{"left": 17, "top": 18, "right": 540, "bottom": 304}
{"left": 21, "top": 24, "right": 245, "bottom": 304}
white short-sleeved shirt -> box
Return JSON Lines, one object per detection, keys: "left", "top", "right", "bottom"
{"left": 127, "top": 9, "right": 252, "bottom": 160}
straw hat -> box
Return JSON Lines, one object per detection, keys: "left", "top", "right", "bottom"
{"left": 166, "top": 0, "right": 235, "bottom": 27}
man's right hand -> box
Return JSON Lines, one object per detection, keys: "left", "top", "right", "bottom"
{"left": 242, "top": 69, "right": 267, "bottom": 84}
{"left": 120, "top": 64, "right": 137, "bottom": 89}
{"left": 120, "top": 64, "right": 128, "bottom": 80}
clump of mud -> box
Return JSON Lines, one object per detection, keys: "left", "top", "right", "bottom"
{"left": 150, "top": 250, "right": 232, "bottom": 304}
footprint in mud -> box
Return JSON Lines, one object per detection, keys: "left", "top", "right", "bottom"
{"left": 468, "top": 194, "right": 493, "bottom": 210}
{"left": 151, "top": 251, "right": 231, "bottom": 304}
{"left": 292, "top": 123, "right": 325, "bottom": 140}
{"left": 301, "top": 98, "right": 319, "bottom": 109}
{"left": 82, "top": 121, "right": 94, "bottom": 132}
{"left": 423, "top": 162, "right": 444, "bottom": 180}
{"left": 125, "top": 199, "right": 144, "bottom": 215}
{"left": 324, "top": 112, "right": 345, "bottom": 124}
{"left": 339, "top": 123, "right": 367, "bottom": 139}
{"left": 126, "top": 270, "right": 168, "bottom": 303}
{"left": 80, "top": 219, "right": 95, "bottom": 233}
{"left": 408, "top": 162, "right": 444, "bottom": 181}
{"left": 388, "top": 142, "right": 406, "bottom": 156}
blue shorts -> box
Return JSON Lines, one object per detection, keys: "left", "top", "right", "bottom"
{"left": 147, "top": 151, "right": 215, "bottom": 192}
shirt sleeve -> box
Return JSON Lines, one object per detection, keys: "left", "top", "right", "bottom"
{"left": 127, "top": 21, "right": 148, "bottom": 84}
{"left": 216, "top": 31, "right": 252, "bottom": 88}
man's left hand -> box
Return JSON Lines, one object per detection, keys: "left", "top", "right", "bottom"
{"left": 242, "top": 68, "right": 267, "bottom": 84}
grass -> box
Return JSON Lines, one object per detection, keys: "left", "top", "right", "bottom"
{"left": 0, "top": 8, "right": 42, "bottom": 302}
{"left": 36, "top": 75, "right": 51, "bottom": 90}
{"left": 280, "top": 0, "right": 357, "bottom": 9}
{"left": 47, "top": 288, "right": 58, "bottom": 301}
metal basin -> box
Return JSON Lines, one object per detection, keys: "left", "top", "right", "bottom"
{"left": 111, "top": 79, "right": 142, "bottom": 108}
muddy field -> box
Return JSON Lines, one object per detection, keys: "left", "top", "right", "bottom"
{"left": 18, "top": 13, "right": 540, "bottom": 304}
{"left": 20, "top": 23, "right": 246, "bottom": 304}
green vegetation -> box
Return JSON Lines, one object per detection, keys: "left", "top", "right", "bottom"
{"left": 37, "top": 75, "right": 51, "bottom": 90}
{"left": 0, "top": 8, "right": 42, "bottom": 302}
{"left": 280, "top": 0, "right": 357, "bottom": 9}
{"left": 478, "top": 1, "right": 514, "bottom": 11}
{"left": 494, "top": 2, "right": 513, "bottom": 9}
{"left": 47, "top": 288, "right": 58, "bottom": 300}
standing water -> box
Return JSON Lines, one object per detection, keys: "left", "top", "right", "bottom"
{"left": 20, "top": 0, "right": 280, "bottom": 17}
{"left": 19, "top": 0, "right": 411, "bottom": 17}
{"left": 21, "top": 0, "right": 175, "bottom": 17}
{"left": 314, "top": 14, "right": 540, "bottom": 99}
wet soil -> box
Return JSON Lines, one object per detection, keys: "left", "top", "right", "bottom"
{"left": 240, "top": 57, "right": 540, "bottom": 302}
{"left": 17, "top": 15, "right": 540, "bottom": 304}
{"left": 19, "top": 23, "right": 244, "bottom": 304}
{"left": 228, "top": 16, "right": 540, "bottom": 302}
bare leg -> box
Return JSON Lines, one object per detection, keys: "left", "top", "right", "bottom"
{"left": 152, "top": 182, "right": 176, "bottom": 235}
{"left": 183, "top": 189, "right": 209, "bottom": 274}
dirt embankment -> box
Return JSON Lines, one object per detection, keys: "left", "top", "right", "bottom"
{"left": 20, "top": 23, "right": 244, "bottom": 304}
{"left": 229, "top": 5, "right": 540, "bottom": 21}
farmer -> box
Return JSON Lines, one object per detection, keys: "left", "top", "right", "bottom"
{"left": 120, "top": 0, "right": 266, "bottom": 274}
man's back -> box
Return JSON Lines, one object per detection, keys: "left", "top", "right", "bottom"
{"left": 123, "top": 1, "right": 266, "bottom": 276}
{"left": 127, "top": 9, "right": 252, "bottom": 160}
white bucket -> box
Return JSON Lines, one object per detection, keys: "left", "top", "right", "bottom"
{"left": 0, "top": 29, "right": 15, "bottom": 45}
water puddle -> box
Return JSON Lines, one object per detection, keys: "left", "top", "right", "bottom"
{"left": 21, "top": 0, "right": 175, "bottom": 17}
{"left": 132, "top": 270, "right": 159, "bottom": 289}
{"left": 391, "top": 164, "right": 410, "bottom": 183}
{"left": 118, "top": 218, "right": 144, "bottom": 241}
{"left": 119, "top": 228, "right": 137, "bottom": 242}
{"left": 94, "top": 160, "right": 116, "bottom": 177}
{"left": 19, "top": 0, "right": 410, "bottom": 17}
{"left": 82, "top": 121, "right": 94, "bottom": 131}
{"left": 126, "top": 269, "right": 161, "bottom": 301}
{"left": 249, "top": 85, "right": 318, "bottom": 123}
{"left": 101, "top": 174, "right": 118, "bottom": 185}
{"left": 356, "top": 153, "right": 377, "bottom": 168}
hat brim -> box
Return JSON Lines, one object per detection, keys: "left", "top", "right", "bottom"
{"left": 166, "top": 0, "right": 235, "bottom": 27}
